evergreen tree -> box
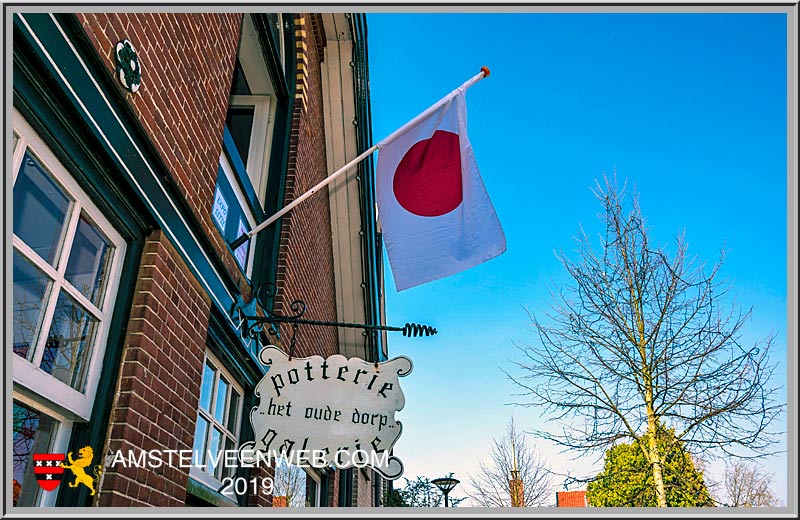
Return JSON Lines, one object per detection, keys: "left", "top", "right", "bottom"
{"left": 586, "top": 427, "right": 714, "bottom": 507}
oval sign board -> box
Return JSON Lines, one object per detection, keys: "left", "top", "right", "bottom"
{"left": 238, "top": 345, "right": 412, "bottom": 480}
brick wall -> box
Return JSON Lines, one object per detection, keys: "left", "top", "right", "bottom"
{"left": 79, "top": 11, "right": 357, "bottom": 508}
{"left": 556, "top": 490, "right": 588, "bottom": 507}
{"left": 357, "top": 469, "right": 383, "bottom": 507}
{"left": 246, "top": 464, "right": 275, "bottom": 507}
{"left": 327, "top": 468, "right": 340, "bottom": 506}
{"left": 353, "top": 469, "right": 375, "bottom": 507}
{"left": 273, "top": 14, "right": 339, "bottom": 360}
{"left": 96, "top": 230, "right": 211, "bottom": 506}
{"left": 76, "top": 13, "right": 251, "bottom": 296}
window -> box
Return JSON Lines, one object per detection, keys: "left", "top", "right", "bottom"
{"left": 338, "top": 468, "right": 354, "bottom": 507}
{"left": 11, "top": 396, "right": 72, "bottom": 507}
{"left": 212, "top": 158, "right": 254, "bottom": 273}
{"left": 191, "top": 351, "right": 243, "bottom": 490}
{"left": 305, "top": 470, "right": 322, "bottom": 507}
{"left": 12, "top": 111, "right": 126, "bottom": 421}
{"left": 228, "top": 14, "right": 279, "bottom": 203}
{"left": 12, "top": 400, "right": 58, "bottom": 507}
{"left": 226, "top": 94, "right": 272, "bottom": 198}
{"left": 213, "top": 14, "right": 285, "bottom": 278}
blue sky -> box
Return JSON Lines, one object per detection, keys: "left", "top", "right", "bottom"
{"left": 367, "top": 12, "right": 788, "bottom": 505}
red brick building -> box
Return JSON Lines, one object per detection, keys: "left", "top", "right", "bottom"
{"left": 11, "top": 11, "right": 386, "bottom": 508}
{"left": 556, "top": 490, "right": 588, "bottom": 507}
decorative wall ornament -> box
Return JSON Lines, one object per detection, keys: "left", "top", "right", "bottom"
{"left": 114, "top": 39, "right": 141, "bottom": 93}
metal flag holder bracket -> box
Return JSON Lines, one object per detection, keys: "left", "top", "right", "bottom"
{"left": 237, "top": 283, "right": 437, "bottom": 360}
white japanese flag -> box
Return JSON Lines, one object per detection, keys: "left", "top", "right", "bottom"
{"left": 376, "top": 87, "right": 506, "bottom": 291}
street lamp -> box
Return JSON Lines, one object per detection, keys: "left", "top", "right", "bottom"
{"left": 431, "top": 476, "right": 460, "bottom": 507}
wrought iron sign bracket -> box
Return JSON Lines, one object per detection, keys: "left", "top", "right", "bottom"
{"left": 236, "top": 283, "right": 437, "bottom": 358}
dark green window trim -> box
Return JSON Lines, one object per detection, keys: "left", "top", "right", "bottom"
{"left": 319, "top": 469, "right": 331, "bottom": 507}
{"left": 204, "top": 306, "right": 267, "bottom": 507}
{"left": 206, "top": 306, "right": 263, "bottom": 391}
{"left": 12, "top": 45, "right": 153, "bottom": 238}
{"left": 55, "top": 239, "right": 145, "bottom": 507}
{"left": 250, "top": 14, "right": 296, "bottom": 293}
{"left": 12, "top": 19, "right": 153, "bottom": 509}
{"left": 338, "top": 468, "right": 354, "bottom": 507}
{"left": 12, "top": 13, "right": 267, "bottom": 373}
{"left": 252, "top": 14, "right": 291, "bottom": 100}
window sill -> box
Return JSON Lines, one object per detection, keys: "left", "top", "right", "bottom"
{"left": 13, "top": 357, "right": 91, "bottom": 421}
{"left": 186, "top": 473, "right": 239, "bottom": 508}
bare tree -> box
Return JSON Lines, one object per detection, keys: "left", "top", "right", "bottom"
{"left": 509, "top": 176, "right": 783, "bottom": 507}
{"left": 724, "top": 461, "right": 781, "bottom": 507}
{"left": 272, "top": 460, "right": 307, "bottom": 507}
{"left": 467, "top": 415, "right": 554, "bottom": 507}
{"left": 389, "top": 474, "right": 467, "bottom": 507}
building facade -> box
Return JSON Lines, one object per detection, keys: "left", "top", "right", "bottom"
{"left": 556, "top": 490, "right": 588, "bottom": 507}
{"left": 11, "top": 11, "right": 387, "bottom": 508}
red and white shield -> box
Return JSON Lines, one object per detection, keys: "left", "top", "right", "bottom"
{"left": 32, "top": 453, "right": 65, "bottom": 492}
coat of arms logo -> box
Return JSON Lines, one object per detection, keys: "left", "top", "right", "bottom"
{"left": 32, "top": 453, "right": 65, "bottom": 492}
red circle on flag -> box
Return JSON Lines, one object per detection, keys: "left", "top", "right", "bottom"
{"left": 393, "top": 130, "right": 463, "bottom": 217}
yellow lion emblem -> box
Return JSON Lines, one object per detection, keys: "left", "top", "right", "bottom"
{"left": 62, "top": 446, "right": 102, "bottom": 496}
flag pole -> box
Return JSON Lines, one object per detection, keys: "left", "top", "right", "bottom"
{"left": 377, "top": 66, "right": 489, "bottom": 148}
{"left": 228, "top": 66, "right": 490, "bottom": 251}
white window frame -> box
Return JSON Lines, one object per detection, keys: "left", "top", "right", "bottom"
{"left": 233, "top": 14, "right": 280, "bottom": 204}
{"left": 218, "top": 153, "right": 258, "bottom": 278}
{"left": 12, "top": 110, "right": 126, "bottom": 422}
{"left": 228, "top": 94, "right": 272, "bottom": 200}
{"left": 12, "top": 389, "right": 74, "bottom": 507}
{"left": 189, "top": 350, "right": 244, "bottom": 495}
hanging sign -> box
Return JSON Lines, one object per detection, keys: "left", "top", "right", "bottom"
{"left": 238, "top": 345, "right": 411, "bottom": 480}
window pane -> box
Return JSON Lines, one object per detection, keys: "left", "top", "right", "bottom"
{"left": 13, "top": 150, "right": 72, "bottom": 266}
{"left": 192, "top": 415, "right": 209, "bottom": 466}
{"left": 227, "top": 390, "right": 240, "bottom": 433}
{"left": 39, "top": 291, "right": 98, "bottom": 392}
{"left": 225, "top": 106, "right": 254, "bottom": 166}
{"left": 222, "top": 436, "right": 237, "bottom": 479}
{"left": 208, "top": 428, "right": 222, "bottom": 477}
{"left": 305, "top": 473, "right": 318, "bottom": 507}
{"left": 13, "top": 401, "right": 58, "bottom": 507}
{"left": 230, "top": 59, "right": 251, "bottom": 96}
{"left": 199, "top": 363, "right": 215, "bottom": 412}
{"left": 214, "top": 377, "right": 228, "bottom": 424}
{"left": 233, "top": 218, "right": 250, "bottom": 271}
{"left": 213, "top": 173, "right": 252, "bottom": 274}
{"left": 64, "top": 214, "right": 113, "bottom": 307}
{"left": 13, "top": 251, "right": 52, "bottom": 361}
